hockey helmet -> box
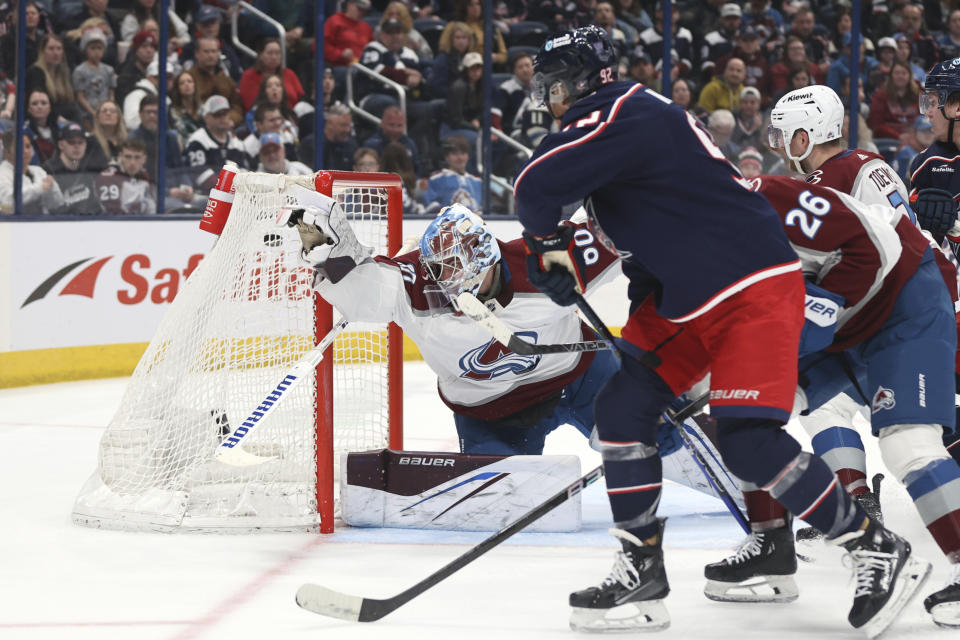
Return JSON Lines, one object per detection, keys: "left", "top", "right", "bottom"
{"left": 419, "top": 204, "right": 501, "bottom": 305}
{"left": 533, "top": 26, "right": 618, "bottom": 111}
{"left": 768, "top": 85, "right": 844, "bottom": 169}
{"left": 920, "top": 58, "right": 960, "bottom": 118}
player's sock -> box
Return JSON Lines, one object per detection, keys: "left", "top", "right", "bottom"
{"left": 601, "top": 452, "right": 663, "bottom": 541}
{"left": 904, "top": 458, "right": 960, "bottom": 562}
{"left": 763, "top": 451, "right": 865, "bottom": 540}
{"left": 812, "top": 426, "right": 869, "bottom": 496}
{"left": 741, "top": 482, "right": 788, "bottom": 530}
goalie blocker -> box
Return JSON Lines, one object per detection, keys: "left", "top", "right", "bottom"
{"left": 341, "top": 450, "right": 583, "bottom": 532}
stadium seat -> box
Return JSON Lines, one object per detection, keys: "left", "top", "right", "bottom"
{"left": 507, "top": 21, "right": 551, "bottom": 49}
{"left": 415, "top": 17, "right": 447, "bottom": 55}
{"left": 491, "top": 72, "right": 513, "bottom": 88}
{"left": 873, "top": 138, "right": 901, "bottom": 164}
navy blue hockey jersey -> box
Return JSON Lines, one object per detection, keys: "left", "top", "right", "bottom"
{"left": 908, "top": 139, "right": 960, "bottom": 201}
{"left": 515, "top": 81, "right": 799, "bottom": 321}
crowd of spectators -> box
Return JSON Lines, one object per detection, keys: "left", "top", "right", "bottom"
{"left": 0, "top": 0, "right": 956, "bottom": 215}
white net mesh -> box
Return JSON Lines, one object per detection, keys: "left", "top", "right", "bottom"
{"left": 72, "top": 171, "right": 399, "bottom": 532}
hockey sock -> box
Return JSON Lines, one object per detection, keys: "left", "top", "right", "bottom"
{"left": 603, "top": 453, "right": 663, "bottom": 541}
{"left": 740, "top": 482, "right": 788, "bottom": 531}
{"left": 593, "top": 354, "right": 675, "bottom": 541}
{"left": 811, "top": 426, "right": 869, "bottom": 496}
{"left": 904, "top": 458, "right": 960, "bottom": 562}
{"left": 764, "top": 451, "right": 864, "bottom": 539}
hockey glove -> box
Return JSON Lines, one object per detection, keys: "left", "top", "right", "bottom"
{"left": 277, "top": 198, "right": 370, "bottom": 283}
{"left": 522, "top": 225, "right": 588, "bottom": 307}
{"left": 913, "top": 188, "right": 958, "bottom": 236}
{"left": 798, "top": 281, "right": 845, "bottom": 358}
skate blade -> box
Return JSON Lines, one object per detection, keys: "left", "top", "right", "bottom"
{"left": 570, "top": 600, "right": 670, "bottom": 633}
{"left": 930, "top": 601, "right": 960, "bottom": 629}
{"left": 704, "top": 575, "right": 799, "bottom": 603}
{"left": 860, "top": 555, "right": 932, "bottom": 640}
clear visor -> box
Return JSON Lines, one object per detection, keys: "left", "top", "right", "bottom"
{"left": 533, "top": 71, "right": 569, "bottom": 107}
{"left": 919, "top": 90, "right": 941, "bottom": 113}
{"left": 767, "top": 124, "right": 787, "bottom": 149}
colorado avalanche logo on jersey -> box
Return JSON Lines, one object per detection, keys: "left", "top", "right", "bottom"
{"left": 871, "top": 386, "right": 896, "bottom": 413}
{"left": 459, "top": 333, "right": 541, "bottom": 380}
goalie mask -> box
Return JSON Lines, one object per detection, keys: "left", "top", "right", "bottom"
{"left": 768, "top": 85, "right": 844, "bottom": 173}
{"left": 419, "top": 204, "right": 501, "bottom": 308}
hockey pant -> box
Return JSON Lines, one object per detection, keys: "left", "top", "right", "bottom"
{"left": 454, "top": 349, "right": 619, "bottom": 455}
{"left": 601, "top": 272, "right": 864, "bottom": 540}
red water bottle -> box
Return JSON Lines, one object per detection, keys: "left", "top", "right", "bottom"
{"left": 199, "top": 163, "right": 239, "bottom": 236}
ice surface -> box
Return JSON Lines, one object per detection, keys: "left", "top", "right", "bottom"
{"left": 0, "top": 363, "right": 951, "bottom": 639}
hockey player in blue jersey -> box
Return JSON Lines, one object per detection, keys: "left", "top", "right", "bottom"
{"left": 515, "top": 25, "right": 928, "bottom": 636}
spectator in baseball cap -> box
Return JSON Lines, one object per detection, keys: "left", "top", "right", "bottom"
{"left": 258, "top": 131, "right": 312, "bottom": 175}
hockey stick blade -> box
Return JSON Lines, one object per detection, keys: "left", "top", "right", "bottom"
{"left": 296, "top": 465, "right": 605, "bottom": 622}
{"left": 214, "top": 317, "right": 349, "bottom": 466}
{"left": 455, "top": 292, "right": 612, "bottom": 355}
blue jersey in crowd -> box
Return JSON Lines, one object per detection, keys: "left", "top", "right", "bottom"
{"left": 514, "top": 81, "right": 799, "bottom": 321}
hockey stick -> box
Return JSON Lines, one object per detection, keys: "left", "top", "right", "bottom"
{"left": 214, "top": 316, "right": 349, "bottom": 467}
{"left": 296, "top": 465, "right": 605, "bottom": 621}
{"left": 662, "top": 401, "right": 750, "bottom": 534}
{"left": 455, "top": 291, "right": 613, "bottom": 355}
{"left": 294, "top": 370, "right": 711, "bottom": 623}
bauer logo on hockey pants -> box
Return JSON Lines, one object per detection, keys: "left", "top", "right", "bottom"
{"left": 710, "top": 389, "right": 760, "bottom": 401}
{"left": 221, "top": 374, "right": 297, "bottom": 448}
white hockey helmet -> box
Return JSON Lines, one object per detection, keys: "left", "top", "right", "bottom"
{"left": 768, "top": 85, "right": 844, "bottom": 169}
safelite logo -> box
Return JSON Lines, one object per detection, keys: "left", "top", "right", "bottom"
{"left": 21, "top": 254, "right": 204, "bottom": 308}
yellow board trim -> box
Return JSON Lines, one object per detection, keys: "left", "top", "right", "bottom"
{"left": 0, "top": 328, "right": 622, "bottom": 388}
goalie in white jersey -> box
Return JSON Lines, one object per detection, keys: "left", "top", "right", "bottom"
{"left": 287, "top": 193, "right": 621, "bottom": 455}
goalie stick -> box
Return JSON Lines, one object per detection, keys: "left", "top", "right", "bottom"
{"left": 214, "top": 316, "right": 349, "bottom": 467}
{"left": 455, "top": 291, "right": 612, "bottom": 355}
{"left": 295, "top": 393, "right": 709, "bottom": 623}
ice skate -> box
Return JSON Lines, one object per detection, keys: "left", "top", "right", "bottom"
{"left": 569, "top": 523, "right": 670, "bottom": 633}
{"left": 924, "top": 563, "right": 960, "bottom": 628}
{"left": 833, "top": 519, "right": 931, "bottom": 638}
{"left": 704, "top": 523, "right": 799, "bottom": 603}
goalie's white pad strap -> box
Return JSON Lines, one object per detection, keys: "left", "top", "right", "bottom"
{"left": 340, "top": 450, "right": 582, "bottom": 532}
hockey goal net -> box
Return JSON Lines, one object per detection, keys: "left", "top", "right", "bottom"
{"left": 72, "top": 170, "right": 403, "bottom": 533}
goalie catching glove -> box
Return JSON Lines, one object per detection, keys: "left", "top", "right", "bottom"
{"left": 276, "top": 187, "right": 371, "bottom": 284}
{"left": 522, "top": 224, "right": 589, "bottom": 307}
